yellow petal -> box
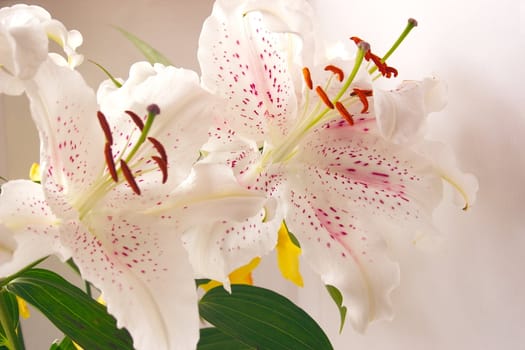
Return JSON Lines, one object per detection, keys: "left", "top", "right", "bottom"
{"left": 29, "top": 163, "right": 41, "bottom": 183}
{"left": 276, "top": 222, "right": 304, "bottom": 287}
{"left": 16, "top": 297, "right": 30, "bottom": 319}
{"left": 201, "top": 257, "right": 261, "bottom": 292}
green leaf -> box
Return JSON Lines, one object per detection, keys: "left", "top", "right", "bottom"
{"left": 49, "top": 337, "right": 76, "bottom": 350}
{"left": 5, "top": 269, "right": 133, "bottom": 350}
{"left": 198, "top": 328, "right": 254, "bottom": 350}
{"left": 325, "top": 285, "right": 347, "bottom": 333}
{"left": 0, "top": 290, "right": 25, "bottom": 350}
{"left": 88, "top": 60, "right": 122, "bottom": 88}
{"left": 199, "top": 284, "right": 333, "bottom": 350}
{"left": 195, "top": 279, "right": 211, "bottom": 288}
{"left": 115, "top": 27, "right": 173, "bottom": 65}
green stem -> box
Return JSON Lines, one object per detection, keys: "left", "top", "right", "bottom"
{"left": 125, "top": 110, "right": 157, "bottom": 163}
{"left": 0, "top": 292, "right": 25, "bottom": 350}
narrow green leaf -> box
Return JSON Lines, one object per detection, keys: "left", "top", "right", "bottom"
{"left": 115, "top": 27, "right": 173, "bottom": 65}
{"left": 326, "top": 285, "right": 347, "bottom": 333}
{"left": 199, "top": 285, "right": 333, "bottom": 350}
{"left": 5, "top": 269, "right": 133, "bottom": 350}
{"left": 198, "top": 328, "right": 254, "bottom": 350}
{"left": 88, "top": 60, "right": 122, "bottom": 88}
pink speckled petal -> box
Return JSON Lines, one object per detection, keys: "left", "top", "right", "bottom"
{"left": 198, "top": 0, "right": 301, "bottom": 142}
{"left": 0, "top": 180, "right": 68, "bottom": 277}
{"left": 285, "top": 189, "right": 399, "bottom": 331}
{"left": 63, "top": 214, "right": 198, "bottom": 350}
{"left": 299, "top": 124, "right": 443, "bottom": 238}
{"left": 23, "top": 59, "right": 103, "bottom": 215}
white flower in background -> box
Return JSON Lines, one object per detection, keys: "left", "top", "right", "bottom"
{"left": 0, "top": 4, "right": 82, "bottom": 95}
{"left": 0, "top": 6, "right": 270, "bottom": 348}
{"left": 197, "top": 0, "right": 478, "bottom": 331}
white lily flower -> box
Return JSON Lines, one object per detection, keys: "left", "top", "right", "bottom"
{"left": 0, "top": 4, "right": 83, "bottom": 95}
{"left": 197, "top": 0, "right": 478, "bottom": 331}
{"left": 0, "top": 51, "right": 269, "bottom": 350}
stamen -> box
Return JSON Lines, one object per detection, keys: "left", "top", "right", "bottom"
{"left": 315, "top": 86, "right": 334, "bottom": 109}
{"left": 148, "top": 137, "right": 168, "bottom": 163}
{"left": 125, "top": 110, "right": 144, "bottom": 131}
{"left": 104, "top": 143, "right": 118, "bottom": 182}
{"left": 324, "top": 65, "right": 344, "bottom": 82}
{"left": 302, "top": 67, "right": 313, "bottom": 90}
{"left": 350, "top": 88, "right": 373, "bottom": 113}
{"left": 120, "top": 159, "right": 141, "bottom": 195}
{"left": 350, "top": 37, "right": 398, "bottom": 78}
{"left": 152, "top": 156, "right": 168, "bottom": 184}
{"left": 335, "top": 102, "right": 354, "bottom": 125}
{"left": 97, "top": 111, "right": 113, "bottom": 144}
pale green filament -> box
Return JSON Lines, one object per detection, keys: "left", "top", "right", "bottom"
{"left": 369, "top": 18, "right": 418, "bottom": 76}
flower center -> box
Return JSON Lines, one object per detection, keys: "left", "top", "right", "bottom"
{"left": 259, "top": 18, "right": 418, "bottom": 168}
{"left": 76, "top": 104, "right": 168, "bottom": 219}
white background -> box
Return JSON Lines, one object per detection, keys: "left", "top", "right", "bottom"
{"left": 0, "top": 0, "right": 524, "bottom": 349}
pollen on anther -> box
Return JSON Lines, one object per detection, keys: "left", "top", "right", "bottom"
{"left": 302, "top": 67, "right": 313, "bottom": 90}
{"left": 315, "top": 86, "right": 334, "bottom": 109}
{"left": 120, "top": 159, "right": 141, "bottom": 195}
{"left": 324, "top": 65, "right": 344, "bottom": 82}
{"left": 351, "top": 88, "right": 373, "bottom": 113}
{"left": 152, "top": 156, "right": 168, "bottom": 184}
{"left": 148, "top": 137, "right": 168, "bottom": 163}
{"left": 97, "top": 111, "right": 113, "bottom": 144}
{"left": 335, "top": 102, "right": 354, "bottom": 125}
{"left": 125, "top": 110, "right": 144, "bottom": 131}
{"left": 104, "top": 143, "right": 118, "bottom": 182}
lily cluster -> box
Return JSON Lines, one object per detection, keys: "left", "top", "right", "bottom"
{"left": 0, "top": 1, "right": 477, "bottom": 350}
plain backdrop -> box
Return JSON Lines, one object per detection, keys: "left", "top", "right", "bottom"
{"left": 0, "top": 0, "right": 524, "bottom": 349}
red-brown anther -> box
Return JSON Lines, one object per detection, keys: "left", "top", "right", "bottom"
{"left": 125, "top": 110, "right": 145, "bottom": 131}
{"left": 324, "top": 65, "right": 344, "bottom": 82}
{"left": 104, "top": 142, "right": 118, "bottom": 182}
{"left": 97, "top": 111, "right": 113, "bottom": 145}
{"left": 315, "top": 85, "right": 334, "bottom": 109}
{"left": 335, "top": 102, "right": 354, "bottom": 125}
{"left": 351, "top": 88, "right": 373, "bottom": 113}
{"left": 148, "top": 137, "right": 168, "bottom": 164}
{"left": 120, "top": 159, "right": 141, "bottom": 195}
{"left": 152, "top": 156, "right": 168, "bottom": 184}
{"left": 302, "top": 67, "right": 313, "bottom": 90}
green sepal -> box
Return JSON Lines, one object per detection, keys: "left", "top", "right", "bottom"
{"left": 199, "top": 284, "right": 333, "bottom": 350}
{"left": 197, "top": 328, "right": 254, "bottom": 350}
{"left": 326, "top": 284, "right": 347, "bottom": 333}
{"left": 115, "top": 27, "right": 173, "bottom": 65}
{"left": 4, "top": 269, "right": 133, "bottom": 350}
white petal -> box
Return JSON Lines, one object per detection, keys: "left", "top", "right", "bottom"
{"left": 198, "top": 0, "right": 301, "bottom": 142}
{"left": 416, "top": 141, "right": 478, "bottom": 209}
{"left": 165, "top": 163, "right": 270, "bottom": 228}
{"left": 374, "top": 77, "right": 447, "bottom": 144}
{"left": 0, "top": 180, "right": 67, "bottom": 277}
{"left": 182, "top": 207, "right": 280, "bottom": 288}
{"left": 23, "top": 59, "right": 103, "bottom": 217}
{"left": 286, "top": 185, "right": 400, "bottom": 331}
{"left": 62, "top": 214, "right": 199, "bottom": 350}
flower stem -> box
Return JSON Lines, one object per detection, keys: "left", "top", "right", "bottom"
{"left": 0, "top": 291, "right": 26, "bottom": 350}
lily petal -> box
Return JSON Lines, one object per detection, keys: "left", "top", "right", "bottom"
{"left": 0, "top": 180, "right": 67, "bottom": 277}
{"left": 374, "top": 77, "right": 447, "bottom": 144}
{"left": 62, "top": 213, "right": 199, "bottom": 350}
